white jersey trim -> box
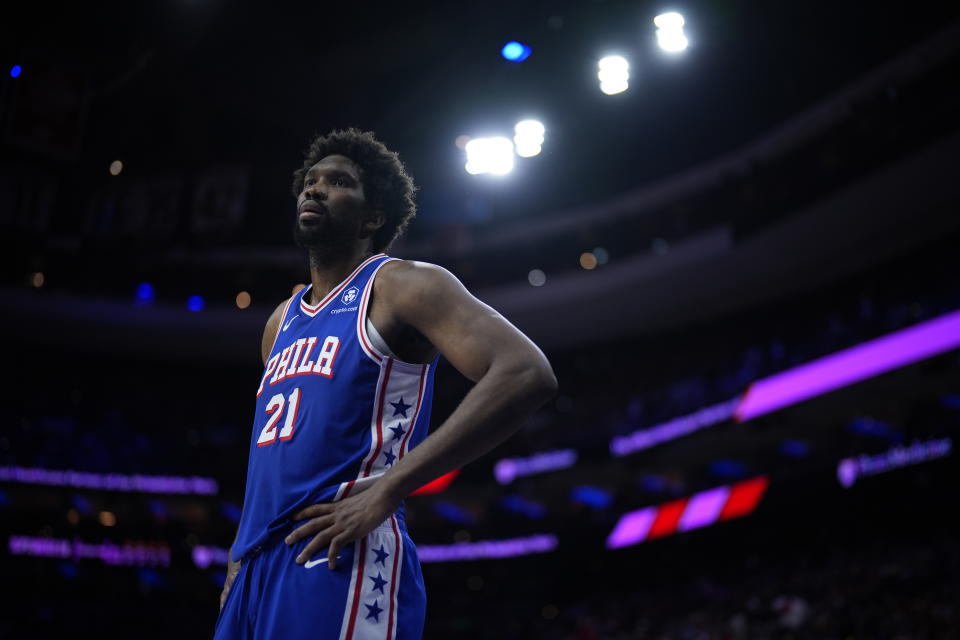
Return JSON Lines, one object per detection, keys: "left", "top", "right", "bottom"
{"left": 337, "top": 516, "right": 403, "bottom": 640}
{"left": 366, "top": 318, "right": 399, "bottom": 360}
{"left": 300, "top": 253, "right": 386, "bottom": 318}
{"left": 267, "top": 296, "right": 296, "bottom": 356}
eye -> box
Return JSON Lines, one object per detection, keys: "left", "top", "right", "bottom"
{"left": 304, "top": 178, "right": 316, "bottom": 187}
{"left": 332, "top": 177, "right": 349, "bottom": 187}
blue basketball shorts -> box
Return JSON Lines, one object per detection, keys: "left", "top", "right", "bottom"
{"left": 214, "top": 515, "right": 426, "bottom": 640}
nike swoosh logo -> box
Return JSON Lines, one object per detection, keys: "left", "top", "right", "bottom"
{"left": 303, "top": 557, "right": 329, "bottom": 568}
{"left": 303, "top": 554, "right": 341, "bottom": 569}
{"left": 282, "top": 314, "right": 299, "bottom": 332}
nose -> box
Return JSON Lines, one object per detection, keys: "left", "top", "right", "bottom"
{"left": 303, "top": 182, "right": 328, "bottom": 200}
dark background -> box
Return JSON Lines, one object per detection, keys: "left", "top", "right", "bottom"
{"left": 2, "top": 1, "right": 959, "bottom": 638}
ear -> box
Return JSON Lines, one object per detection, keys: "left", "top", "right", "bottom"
{"left": 360, "top": 209, "right": 386, "bottom": 239}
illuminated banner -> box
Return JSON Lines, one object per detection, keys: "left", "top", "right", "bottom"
{"left": 0, "top": 466, "right": 219, "bottom": 495}
{"left": 610, "top": 398, "right": 740, "bottom": 457}
{"left": 606, "top": 476, "right": 769, "bottom": 549}
{"left": 494, "top": 449, "right": 578, "bottom": 484}
{"left": 736, "top": 310, "right": 960, "bottom": 422}
{"left": 187, "top": 535, "right": 561, "bottom": 567}
{"left": 836, "top": 438, "right": 952, "bottom": 487}
{"left": 8, "top": 535, "right": 171, "bottom": 567}
{"left": 417, "top": 534, "right": 558, "bottom": 562}
{"left": 192, "top": 545, "right": 231, "bottom": 569}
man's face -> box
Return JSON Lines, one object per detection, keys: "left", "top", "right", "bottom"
{"left": 294, "top": 154, "right": 371, "bottom": 251}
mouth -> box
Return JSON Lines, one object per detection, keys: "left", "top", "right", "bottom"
{"left": 299, "top": 201, "right": 328, "bottom": 215}
{"left": 298, "top": 203, "right": 327, "bottom": 225}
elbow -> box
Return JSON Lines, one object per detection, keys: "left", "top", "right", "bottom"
{"left": 540, "top": 365, "right": 559, "bottom": 402}
{"left": 524, "top": 361, "right": 558, "bottom": 405}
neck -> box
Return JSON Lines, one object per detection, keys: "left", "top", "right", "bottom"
{"left": 305, "top": 245, "right": 376, "bottom": 305}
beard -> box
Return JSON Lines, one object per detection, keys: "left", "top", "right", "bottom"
{"left": 292, "top": 210, "right": 358, "bottom": 258}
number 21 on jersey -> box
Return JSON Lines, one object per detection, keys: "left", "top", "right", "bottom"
{"left": 257, "top": 388, "right": 301, "bottom": 446}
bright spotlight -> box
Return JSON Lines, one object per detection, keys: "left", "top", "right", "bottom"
{"left": 514, "top": 120, "right": 545, "bottom": 158}
{"left": 10, "top": 65, "right": 22, "bottom": 78}
{"left": 516, "top": 143, "right": 542, "bottom": 158}
{"left": 186, "top": 295, "right": 205, "bottom": 312}
{"left": 654, "top": 12, "right": 688, "bottom": 53}
{"left": 465, "top": 137, "right": 515, "bottom": 176}
{"left": 598, "top": 56, "right": 629, "bottom": 95}
{"left": 653, "top": 12, "right": 684, "bottom": 29}
{"left": 501, "top": 41, "right": 532, "bottom": 62}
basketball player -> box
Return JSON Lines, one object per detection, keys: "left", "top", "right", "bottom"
{"left": 214, "top": 129, "right": 557, "bottom": 639}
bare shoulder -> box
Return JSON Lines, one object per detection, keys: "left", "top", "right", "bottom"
{"left": 261, "top": 297, "right": 292, "bottom": 365}
{"left": 375, "top": 259, "right": 467, "bottom": 306}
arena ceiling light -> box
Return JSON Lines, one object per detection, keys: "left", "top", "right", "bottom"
{"left": 654, "top": 12, "right": 688, "bottom": 53}
{"left": 464, "top": 136, "right": 515, "bottom": 175}
{"left": 597, "top": 55, "right": 629, "bottom": 95}
{"left": 513, "top": 119, "right": 545, "bottom": 158}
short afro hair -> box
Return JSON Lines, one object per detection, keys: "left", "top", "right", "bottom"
{"left": 292, "top": 128, "right": 418, "bottom": 253}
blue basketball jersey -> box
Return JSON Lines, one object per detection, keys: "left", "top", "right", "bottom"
{"left": 233, "top": 253, "right": 437, "bottom": 561}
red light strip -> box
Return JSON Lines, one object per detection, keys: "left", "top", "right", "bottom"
{"left": 607, "top": 475, "right": 770, "bottom": 549}
{"left": 409, "top": 469, "right": 461, "bottom": 496}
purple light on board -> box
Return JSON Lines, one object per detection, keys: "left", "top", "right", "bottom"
{"left": 493, "top": 449, "right": 577, "bottom": 484}
{"left": 606, "top": 506, "right": 657, "bottom": 549}
{"left": 677, "top": 486, "right": 730, "bottom": 532}
{"left": 192, "top": 545, "right": 231, "bottom": 569}
{"left": 610, "top": 397, "right": 740, "bottom": 457}
{"left": 417, "top": 534, "right": 557, "bottom": 562}
{"left": 735, "top": 309, "right": 960, "bottom": 422}
{"left": 8, "top": 536, "right": 171, "bottom": 567}
{"left": 0, "top": 466, "right": 219, "bottom": 495}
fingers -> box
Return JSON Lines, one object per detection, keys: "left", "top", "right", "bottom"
{"left": 327, "top": 532, "right": 350, "bottom": 570}
{"left": 296, "top": 526, "right": 342, "bottom": 563}
{"left": 285, "top": 514, "right": 335, "bottom": 545}
{"left": 292, "top": 503, "right": 335, "bottom": 521}
{"left": 219, "top": 584, "right": 230, "bottom": 611}
{"left": 219, "top": 564, "right": 239, "bottom": 611}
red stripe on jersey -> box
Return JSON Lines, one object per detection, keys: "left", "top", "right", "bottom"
{"left": 386, "top": 516, "right": 402, "bottom": 640}
{"left": 397, "top": 365, "right": 427, "bottom": 459}
{"left": 344, "top": 537, "right": 368, "bottom": 640}
{"left": 356, "top": 271, "right": 383, "bottom": 363}
{"left": 362, "top": 359, "right": 394, "bottom": 478}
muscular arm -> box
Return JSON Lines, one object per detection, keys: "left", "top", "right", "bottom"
{"left": 287, "top": 262, "right": 557, "bottom": 567}
{"left": 373, "top": 261, "right": 557, "bottom": 499}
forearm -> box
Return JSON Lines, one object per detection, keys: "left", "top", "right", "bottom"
{"left": 376, "top": 361, "right": 556, "bottom": 502}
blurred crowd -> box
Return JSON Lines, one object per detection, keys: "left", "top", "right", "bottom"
{"left": 553, "top": 537, "right": 958, "bottom": 640}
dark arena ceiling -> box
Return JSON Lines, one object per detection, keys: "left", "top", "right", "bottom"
{"left": 3, "top": 0, "right": 959, "bottom": 236}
